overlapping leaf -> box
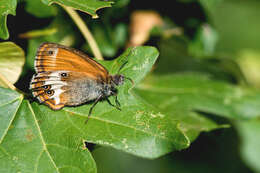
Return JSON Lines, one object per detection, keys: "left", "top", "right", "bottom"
{"left": 0, "top": 0, "right": 112, "bottom": 40}
{"left": 25, "top": 0, "right": 57, "bottom": 18}
{"left": 0, "top": 0, "right": 17, "bottom": 39}
{"left": 42, "top": 0, "right": 113, "bottom": 18}
{"left": 136, "top": 74, "right": 260, "bottom": 120}
{"left": 235, "top": 119, "right": 260, "bottom": 173}
{"left": 0, "top": 88, "right": 23, "bottom": 142}
{"left": 0, "top": 42, "right": 25, "bottom": 88}
{"left": 0, "top": 97, "right": 96, "bottom": 173}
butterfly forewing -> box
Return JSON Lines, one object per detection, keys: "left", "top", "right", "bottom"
{"left": 30, "top": 43, "right": 110, "bottom": 110}
{"left": 35, "top": 43, "right": 108, "bottom": 77}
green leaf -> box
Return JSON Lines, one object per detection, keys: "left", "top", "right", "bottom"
{"left": 43, "top": 0, "right": 113, "bottom": 18}
{"left": 25, "top": 0, "right": 57, "bottom": 18}
{"left": 0, "top": 96, "right": 96, "bottom": 173}
{"left": 199, "top": 0, "right": 223, "bottom": 12}
{"left": 237, "top": 50, "right": 260, "bottom": 88}
{"left": 205, "top": 0, "right": 260, "bottom": 54}
{"left": 156, "top": 37, "right": 239, "bottom": 82}
{"left": 92, "top": 128, "right": 251, "bottom": 173}
{"left": 134, "top": 74, "right": 227, "bottom": 141}
{"left": 0, "top": 0, "right": 17, "bottom": 39}
{"left": 0, "top": 87, "right": 23, "bottom": 142}
{"left": 236, "top": 119, "right": 260, "bottom": 173}
{"left": 112, "top": 0, "right": 130, "bottom": 8}
{"left": 135, "top": 74, "right": 260, "bottom": 120}
{"left": 188, "top": 24, "right": 218, "bottom": 58}
{"left": 84, "top": 23, "right": 127, "bottom": 57}
{"left": 0, "top": 42, "right": 25, "bottom": 88}
{"left": 19, "top": 28, "right": 58, "bottom": 39}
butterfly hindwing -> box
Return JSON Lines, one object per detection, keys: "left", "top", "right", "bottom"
{"left": 30, "top": 71, "right": 68, "bottom": 110}
{"left": 30, "top": 70, "right": 105, "bottom": 109}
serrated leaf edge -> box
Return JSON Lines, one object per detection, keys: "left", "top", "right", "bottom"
{"left": 47, "top": 1, "right": 112, "bottom": 18}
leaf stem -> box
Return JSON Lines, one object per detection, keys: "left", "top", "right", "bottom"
{"left": 0, "top": 73, "right": 17, "bottom": 91}
{"left": 62, "top": 6, "right": 104, "bottom": 60}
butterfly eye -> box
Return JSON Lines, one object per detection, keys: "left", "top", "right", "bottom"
{"left": 45, "top": 90, "right": 54, "bottom": 96}
{"left": 42, "top": 85, "right": 50, "bottom": 90}
{"left": 61, "top": 72, "right": 68, "bottom": 77}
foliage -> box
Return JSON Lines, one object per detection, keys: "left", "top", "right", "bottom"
{"left": 0, "top": 0, "right": 260, "bottom": 172}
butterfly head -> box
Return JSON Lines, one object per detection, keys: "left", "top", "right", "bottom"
{"left": 109, "top": 74, "right": 134, "bottom": 94}
{"left": 112, "top": 61, "right": 134, "bottom": 86}
{"left": 103, "top": 74, "right": 124, "bottom": 97}
{"left": 111, "top": 74, "right": 125, "bottom": 86}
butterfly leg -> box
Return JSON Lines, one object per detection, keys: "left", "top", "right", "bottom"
{"left": 85, "top": 95, "right": 103, "bottom": 124}
{"left": 106, "top": 97, "right": 121, "bottom": 111}
{"left": 115, "top": 96, "right": 121, "bottom": 108}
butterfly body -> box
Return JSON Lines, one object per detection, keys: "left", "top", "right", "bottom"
{"left": 30, "top": 43, "right": 125, "bottom": 112}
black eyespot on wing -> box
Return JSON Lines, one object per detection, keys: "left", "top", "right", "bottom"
{"left": 45, "top": 90, "right": 54, "bottom": 96}
{"left": 48, "top": 50, "right": 54, "bottom": 55}
{"left": 61, "top": 72, "right": 68, "bottom": 77}
{"left": 42, "top": 85, "right": 51, "bottom": 90}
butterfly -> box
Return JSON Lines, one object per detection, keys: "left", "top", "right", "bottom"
{"left": 30, "top": 43, "right": 132, "bottom": 122}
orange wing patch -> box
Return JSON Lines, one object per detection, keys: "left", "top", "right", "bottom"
{"left": 35, "top": 43, "right": 109, "bottom": 81}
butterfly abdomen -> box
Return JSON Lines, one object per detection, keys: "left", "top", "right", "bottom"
{"left": 63, "top": 77, "right": 105, "bottom": 106}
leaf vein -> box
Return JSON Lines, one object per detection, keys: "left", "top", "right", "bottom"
{"left": 0, "top": 97, "right": 23, "bottom": 145}
{"left": 66, "top": 112, "right": 86, "bottom": 137}
{"left": 28, "top": 102, "right": 60, "bottom": 172}
{"left": 65, "top": 109, "right": 174, "bottom": 142}
{"left": 0, "top": 96, "right": 21, "bottom": 107}
{"left": 34, "top": 150, "right": 44, "bottom": 173}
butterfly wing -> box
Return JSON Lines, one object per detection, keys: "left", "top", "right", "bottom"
{"left": 30, "top": 43, "right": 109, "bottom": 110}
{"left": 34, "top": 43, "right": 108, "bottom": 79}
{"left": 30, "top": 72, "right": 67, "bottom": 110}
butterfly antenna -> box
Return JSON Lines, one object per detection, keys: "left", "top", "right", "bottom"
{"left": 125, "top": 76, "right": 134, "bottom": 85}
{"left": 117, "top": 48, "right": 134, "bottom": 74}
{"left": 117, "top": 48, "right": 135, "bottom": 85}
{"left": 117, "top": 61, "right": 128, "bottom": 74}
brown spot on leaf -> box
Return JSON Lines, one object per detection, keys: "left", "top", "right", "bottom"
{"left": 25, "top": 129, "right": 35, "bottom": 142}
